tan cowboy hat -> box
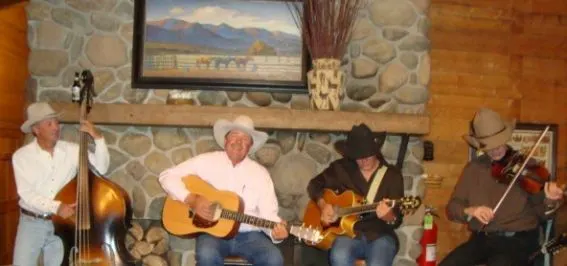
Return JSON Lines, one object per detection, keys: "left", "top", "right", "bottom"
{"left": 213, "top": 115, "right": 268, "bottom": 153}
{"left": 463, "top": 108, "right": 516, "bottom": 151}
{"left": 20, "top": 102, "right": 61, "bottom": 133}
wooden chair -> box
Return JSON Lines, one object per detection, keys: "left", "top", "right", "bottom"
{"left": 224, "top": 256, "right": 366, "bottom": 266}
{"left": 223, "top": 256, "right": 253, "bottom": 265}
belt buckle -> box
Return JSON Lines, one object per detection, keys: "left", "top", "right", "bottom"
{"left": 504, "top": 232, "right": 515, "bottom": 237}
{"left": 22, "top": 209, "right": 51, "bottom": 220}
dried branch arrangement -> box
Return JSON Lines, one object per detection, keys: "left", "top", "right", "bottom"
{"left": 287, "top": 0, "right": 365, "bottom": 60}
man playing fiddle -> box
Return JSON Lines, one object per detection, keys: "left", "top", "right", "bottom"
{"left": 439, "top": 108, "right": 564, "bottom": 266}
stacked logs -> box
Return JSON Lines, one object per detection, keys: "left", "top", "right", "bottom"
{"left": 126, "top": 222, "right": 170, "bottom": 266}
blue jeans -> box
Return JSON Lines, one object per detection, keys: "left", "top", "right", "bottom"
{"left": 13, "top": 214, "right": 63, "bottom": 266}
{"left": 196, "top": 231, "right": 284, "bottom": 266}
{"left": 330, "top": 235, "right": 397, "bottom": 266}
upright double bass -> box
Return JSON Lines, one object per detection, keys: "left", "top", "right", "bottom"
{"left": 53, "top": 70, "right": 135, "bottom": 266}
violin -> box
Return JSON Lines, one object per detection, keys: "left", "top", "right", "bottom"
{"left": 491, "top": 148, "right": 551, "bottom": 194}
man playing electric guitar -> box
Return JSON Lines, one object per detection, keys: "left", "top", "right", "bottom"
{"left": 306, "top": 123, "right": 404, "bottom": 266}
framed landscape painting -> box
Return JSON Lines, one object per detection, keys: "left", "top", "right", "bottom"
{"left": 131, "top": 0, "right": 309, "bottom": 93}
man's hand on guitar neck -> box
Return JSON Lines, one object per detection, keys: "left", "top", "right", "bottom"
{"left": 271, "top": 221, "right": 289, "bottom": 240}
{"left": 185, "top": 194, "right": 214, "bottom": 221}
{"left": 318, "top": 199, "right": 338, "bottom": 224}
{"left": 376, "top": 198, "right": 396, "bottom": 223}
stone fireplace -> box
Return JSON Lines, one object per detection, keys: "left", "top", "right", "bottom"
{"left": 26, "top": 0, "right": 430, "bottom": 265}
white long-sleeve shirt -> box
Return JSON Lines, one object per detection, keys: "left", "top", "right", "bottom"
{"left": 158, "top": 151, "right": 282, "bottom": 242}
{"left": 12, "top": 138, "right": 110, "bottom": 215}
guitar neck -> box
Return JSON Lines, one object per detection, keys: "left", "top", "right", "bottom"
{"left": 218, "top": 209, "right": 320, "bottom": 244}
{"left": 221, "top": 209, "right": 278, "bottom": 229}
{"left": 337, "top": 200, "right": 398, "bottom": 217}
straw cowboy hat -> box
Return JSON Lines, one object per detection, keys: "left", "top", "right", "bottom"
{"left": 463, "top": 108, "right": 516, "bottom": 151}
{"left": 334, "top": 123, "right": 386, "bottom": 160}
{"left": 213, "top": 115, "right": 268, "bottom": 153}
{"left": 20, "top": 102, "right": 61, "bottom": 133}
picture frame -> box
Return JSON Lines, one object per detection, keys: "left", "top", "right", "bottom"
{"left": 131, "top": 0, "right": 309, "bottom": 93}
{"left": 468, "top": 122, "right": 559, "bottom": 180}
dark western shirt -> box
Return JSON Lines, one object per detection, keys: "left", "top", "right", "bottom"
{"left": 446, "top": 154, "right": 557, "bottom": 232}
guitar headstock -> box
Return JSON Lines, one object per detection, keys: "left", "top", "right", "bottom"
{"left": 544, "top": 233, "right": 567, "bottom": 255}
{"left": 397, "top": 196, "right": 422, "bottom": 215}
{"left": 289, "top": 224, "right": 324, "bottom": 244}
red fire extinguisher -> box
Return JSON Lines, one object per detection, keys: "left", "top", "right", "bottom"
{"left": 417, "top": 206, "right": 438, "bottom": 266}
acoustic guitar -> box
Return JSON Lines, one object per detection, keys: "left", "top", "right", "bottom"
{"left": 302, "top": 189, "right": 422, "bottom": 250}
{"left": 162, "top": 175, "right": 323, "bottom": 244}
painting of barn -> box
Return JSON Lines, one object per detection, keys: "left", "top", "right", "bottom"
{"left": 138, "top": 0, "right": 305, "bottom": 86}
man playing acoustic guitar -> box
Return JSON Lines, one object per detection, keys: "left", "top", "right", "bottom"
{"left": 306, "top": 123, "right": 404, "bottom": 266}
{"left": 159, "top": 115, "right": 288, "bottom": 266}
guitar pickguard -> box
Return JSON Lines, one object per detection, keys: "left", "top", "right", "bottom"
{"left": 322, "top": 219, "right": 341, "bottom": 230}
{"left": 192, "top": 214, "right": 219, "bottom": 228}
{"left": 188, "top": 201, "right": 223, "bottom": 229}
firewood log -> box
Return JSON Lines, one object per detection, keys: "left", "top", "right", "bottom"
{"left": 142, "top": 254, "right": 168, "bottom": 266}
{"left": 152, "top": 238, "right": 169, "bottom": 255}
{"left": 129, "top": 222, "right": 144, "bottom": 241}
{"left": 146, "top": 226, "right": 169, "bottom": 243}
{"left": 130, "top": 241, "right": 155, "bottom": 259}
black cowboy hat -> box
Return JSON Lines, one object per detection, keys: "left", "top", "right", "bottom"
{"left": 334, "top": 123, "right": 386, "bottom": 160}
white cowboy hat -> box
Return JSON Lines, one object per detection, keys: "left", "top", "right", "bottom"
{"left": 20, "top": 102, "right": 61, "bottom": 133}
{"left": 463, "top": 108, "right": 516, "bottom": 151}
{"left": 213, "top": 115, "right": 268, "bottom": 154}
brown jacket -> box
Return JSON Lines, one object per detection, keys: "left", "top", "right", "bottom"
{"left": 446, "top": 154, "right": 556, "bottom": 232}
{"left": 306, "top": 157, "right": 404, "bottom": 249}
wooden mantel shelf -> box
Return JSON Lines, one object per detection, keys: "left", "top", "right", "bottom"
{"left": 50, "top": 103, "right": 430, "bottom": 135}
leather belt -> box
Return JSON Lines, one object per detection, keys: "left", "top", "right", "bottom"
{"left": 21, "top": 208, "right": 52, "bottom": 220}
{"left": 475, "top": 230, "right": 531, "bottom": 237}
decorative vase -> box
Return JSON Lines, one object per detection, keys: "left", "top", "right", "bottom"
{"left": 307, "top": 58, "right": 345, "bottom": 111}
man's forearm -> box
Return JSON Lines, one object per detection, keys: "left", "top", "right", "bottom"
{"left": 184, "top": 194, "right": 197, "bottom": 207}
{"left": 317, "top": 198, "right": 327, "bottom": 209}
{"left": 447, "top": 199, "right": 469, "bottom": 223}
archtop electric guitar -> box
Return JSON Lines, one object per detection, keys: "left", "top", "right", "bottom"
{"left": 302, "top": 189, "right": 421, "bottom": 250}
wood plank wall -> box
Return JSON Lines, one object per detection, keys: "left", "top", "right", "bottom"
{"left": 0, "top": 2, "right": 29, "bottom": 264}
{"left": 426, "top": 0, "right": 567, "bottom": 262}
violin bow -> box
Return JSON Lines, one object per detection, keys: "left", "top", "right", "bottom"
{"left": 480, "top": 125, "right": 550, "bottom": 230}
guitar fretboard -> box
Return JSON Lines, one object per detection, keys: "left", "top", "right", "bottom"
{"left": 337, "top": 200, "right": 399, "bottom": 217}
{"left": 220, "top": 209, "right": 278, "bottom": 229}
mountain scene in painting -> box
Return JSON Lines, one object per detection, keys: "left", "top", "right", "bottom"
{"left": 145, "top": 19, "right": 301, "bottom": 56}
{"left": 141, "top": 0, "right": 304, "bottom": 82}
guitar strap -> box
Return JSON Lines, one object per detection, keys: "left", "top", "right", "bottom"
{"left": 365, "top": 165, "right": 387, "bottom": 203}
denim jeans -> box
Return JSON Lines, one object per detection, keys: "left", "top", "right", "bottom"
{"left": 13, "top": 214, "right": 63, "bottom": 266}
{"left": 196, "top": 231, "right": 284, "bottom": 266}
{"left": 329, "top": 235, "right": 397, "bottom": 266}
